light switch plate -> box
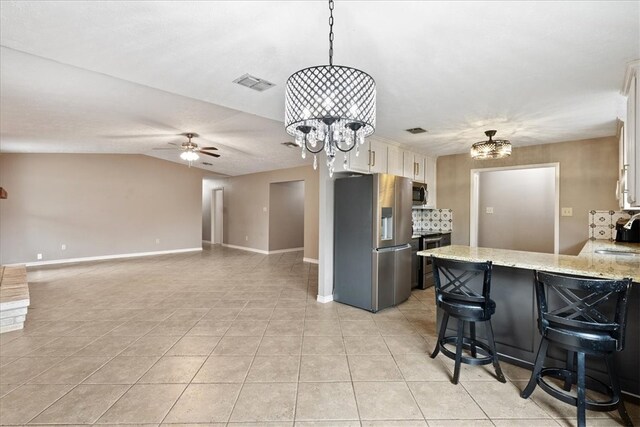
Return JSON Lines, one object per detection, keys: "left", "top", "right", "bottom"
{"left": 561, "top": 207, "right": 573, "bottom": 217}
{"left": 486, "top": 207, "right": 494, "bottom": 214}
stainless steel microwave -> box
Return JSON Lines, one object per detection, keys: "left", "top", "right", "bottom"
{"left": 412, "top": 185, "right": 427, "bottom": 205}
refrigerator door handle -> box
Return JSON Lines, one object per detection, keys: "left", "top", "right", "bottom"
{"left": 374, "top": 243, "right": 411, "bottom": 253}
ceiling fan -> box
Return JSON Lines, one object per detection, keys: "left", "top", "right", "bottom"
{"left": 153, "top": 133, "right": 220, "bottom": 166}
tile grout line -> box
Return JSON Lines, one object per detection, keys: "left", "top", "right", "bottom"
{"left": 23, "top": 300, "right": 191, "bottom": 426}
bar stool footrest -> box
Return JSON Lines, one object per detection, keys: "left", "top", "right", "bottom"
{"left": 538, "top": 367, "right": 620, "bottom": 412}
{"left": 439, "top": 336, "right": 495, "bottom": 366}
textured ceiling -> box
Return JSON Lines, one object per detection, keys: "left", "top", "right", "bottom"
{"left": 1, "top": 1, "right": 638, "bottom": 175}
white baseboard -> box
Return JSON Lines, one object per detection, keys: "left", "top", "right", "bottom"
{"left": 202, "top": 240, "right": 212, "bottom": 244}
{"left": 14, "top": 247, "right": 202, "bottom": 267}
{"left": 222, "top": 243, "right": 269, "bottom": 254}
{"left": 221, "top": 244, "right": 304, "bottom": 255}
{"left": 303, "top": 257, "right": 319, "bottom": 264}
{"left": 316, "top": 294, "right": 334, "bottom": 303}
{"left": 268, "top": 247, "right": 304, "bottom": 254}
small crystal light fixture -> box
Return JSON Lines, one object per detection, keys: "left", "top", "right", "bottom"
{"left": 470, "top": 130, "right": 512, "bottom": 160}
{"left": 284, "top": 0, "right": 376, "bottom": 177}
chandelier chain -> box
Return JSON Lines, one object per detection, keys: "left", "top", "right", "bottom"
{"left": 328, "top": 0, "right": 334, "bottom": 66}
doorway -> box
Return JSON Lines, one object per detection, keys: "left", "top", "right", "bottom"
{"left": 211, "top": 188, "right": 223, "bottom": 245}
{"left": 470, "top": 163, "right": 559, "bottom": 254}
{"left": 268, "top": 181, "right": 305, "bottom": 252}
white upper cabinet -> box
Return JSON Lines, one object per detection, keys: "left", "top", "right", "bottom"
{"left": 403, "top": 151, "right": 426, "bottom": 183}
{"left": 620, "top": 61, "right": 640, "bottom": 209}
{"left": 347, "top": 142, "right": 370, "bottom": 173}
{"left": 346, "top": 138, "right": 389, "bottom": 174}
{"left": 369, "top": 140, "right": 388, "bottom": 174}
{"left": 344, "top": 141, "right": 436, "bottom": 198}
{"left": 387, "top": 145, "right": 404, "bottom": 176}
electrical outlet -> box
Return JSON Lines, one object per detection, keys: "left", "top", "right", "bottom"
{"left": 263, "top": 207, "right": 267, "bottom": 213}
{"left": 61, "top": 244, "right": 66, "bottom": 251}
{"left": 245, "top": 235, "right": 249, "bottom": 241}
{"left": 486, "top": 207, "right": 494, "bottom": 214}
{"left": 155, "top": 238, "right": 160, "bottom": 244}
{"left": 561, "top": 207, "right": 573, "bottom": 217}
{"left": 37, "top": 253, "right": 43, "bottom": 260}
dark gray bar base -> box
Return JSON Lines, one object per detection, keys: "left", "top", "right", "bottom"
{"left": 436, "top": 265, "right": 640, "bottom": 396}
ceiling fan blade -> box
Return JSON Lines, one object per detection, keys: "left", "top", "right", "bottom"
{"left": 152, "top": 147, "right": 180, "bottom": 150}
{"left": 200, "top": 151, "right": 221, "bottom": 158}
{"left": 199, "top": 146, "right": 219, "bottom": 151}
{"left": 168, "top": 142, "right": 184, "bottom": 147}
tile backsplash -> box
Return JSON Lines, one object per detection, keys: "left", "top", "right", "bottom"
{"left": 589, "top": 210, "right": 630, "bottom": 240}
{"left": 412, "top": 208, "right": 453, "bottom": 232}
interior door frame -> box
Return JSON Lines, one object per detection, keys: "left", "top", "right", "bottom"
{"left": 211, "top": 188, "right": 224, "bottom": 244}
{"left": 469, "top": 162, "right": 560, "bottom": 254}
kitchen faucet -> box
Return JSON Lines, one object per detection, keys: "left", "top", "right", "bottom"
{"left": 624, "top": 212, "right": 640, "bottom": 229}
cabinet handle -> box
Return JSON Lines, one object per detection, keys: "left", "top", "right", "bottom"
{"left": 417, "top": 162, "right": 420, "bottom": 175}
{"left": 368, "top": 150, "right": 371, "bottom": 166}
{"left": 372, "top": 151, "right": 376, "bottom": 167}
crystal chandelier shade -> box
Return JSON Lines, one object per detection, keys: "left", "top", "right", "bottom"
{"left": 284, "top": 0, "right": 376, "bottom": 176}
{"left": 470, "top": 130, "right": 512, "bottom": 160}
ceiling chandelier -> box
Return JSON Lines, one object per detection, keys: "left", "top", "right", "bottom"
{"left": 470, "top": 130, "right": 512, "bottom": 160}
{"left": 284, "top": 0, "right": 376, "bottom": 177}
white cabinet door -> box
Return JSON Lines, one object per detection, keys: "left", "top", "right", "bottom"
{"left": 387, "top": 145, "right": 403, "bottom": 176}
{"left": 369, "top": 140, "right": 388, "bottom": 174}
{"left": 403, "top": 151, "right": 415, "bottom": 179}
{"left": 347, "top": 142, "right": 371, "bottom": 173}
{"left": 414, "top": 154, "right": 426, "bottom": 183}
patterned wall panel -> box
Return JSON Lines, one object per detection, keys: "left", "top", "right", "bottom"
{"left": 412, "top": 208, "right": 453, "bottom": 232}
{"left": 589, "top": 210, "right": 630, "bottom": 240}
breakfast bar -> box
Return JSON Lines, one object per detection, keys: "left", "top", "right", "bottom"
{"left": 419, "top": 241, "right": 640, "bottom": 395}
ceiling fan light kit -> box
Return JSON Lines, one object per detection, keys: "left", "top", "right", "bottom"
{"left": 470, "top": 130, "right": 512, "bottom": 160}
{"left": 284, "top": 0, "right": 376, "bottom": 177}
{"left": 153, "top": 132, "right": 220, "bottom": 167}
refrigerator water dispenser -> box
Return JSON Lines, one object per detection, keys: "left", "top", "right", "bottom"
{"left": 381, "top": 207, "right": 393, "bottom": 240}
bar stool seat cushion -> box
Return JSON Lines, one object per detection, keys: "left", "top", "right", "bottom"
{"left": 438, "top": 296, "right": 496, "bottom": 321}
{"left": 545, "top": 326, "right": 618, "bottom": 353}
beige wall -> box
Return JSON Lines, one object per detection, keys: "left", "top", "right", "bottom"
{"left": 478, "top": 166, "right": 556, "bottom": 253}
{"left": 437, "top": 136, "right": 619, "bottom": 255}
{"left": 0, "top": 154, "right": 204, "bottom": 264}
{"left": 216, "top": 165, "right": 319, "bottom": 260}
{"left": 269, "top": 181, "right": 304, "bottom": 251}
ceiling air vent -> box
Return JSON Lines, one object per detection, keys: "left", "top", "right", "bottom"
{"left": 281, "top": 142, "right": 298, "bottom": 148}
{"left": 233, "top": 73, "right": 275, "bottom": 92}
{"left": 406, "top": 127, "right": 428, "bottom": 134}
{"left": 202, "top": 162, "right": 213, "bottom": 166}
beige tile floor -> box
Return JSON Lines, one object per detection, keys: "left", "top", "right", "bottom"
{"left": 0, "top": 245, "right": 638, "bottom": 426}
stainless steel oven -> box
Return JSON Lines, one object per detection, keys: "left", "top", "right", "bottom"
{"left": 419, "top": 233, "right": 451, "bottom": 289}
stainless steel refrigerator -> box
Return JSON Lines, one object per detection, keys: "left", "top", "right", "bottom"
{"left": 334, "top": 173, "right": 412, "bottom": 312}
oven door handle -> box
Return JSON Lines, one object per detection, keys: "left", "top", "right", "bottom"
{"left": 423, "top": 237, "right": 443, "bottom": 244}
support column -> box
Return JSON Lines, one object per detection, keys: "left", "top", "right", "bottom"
{"left": 317, "top": 164, "right": 334, "bottom": 303}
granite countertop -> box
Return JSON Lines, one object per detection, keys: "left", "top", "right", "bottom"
{"left": 418, "top": 240, "right": 640, "bottom": 282}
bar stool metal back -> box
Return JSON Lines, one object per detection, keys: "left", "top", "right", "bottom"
{"left": 521, "top": 271, "right": 633, "bottom": 427}
{"left": 429, "top": 257, "right": 506, "bottom": 384}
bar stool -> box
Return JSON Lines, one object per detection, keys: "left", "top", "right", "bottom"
{"left": 429, "top": 257, "right": 506, "bottom": 384}
{"left": 521, "top": 271, "right": 633, "bottom": 427}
